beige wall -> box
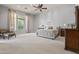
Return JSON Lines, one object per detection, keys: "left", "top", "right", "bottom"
{"left": 0, "top": 5, "right": 8, "bottom": 30}
{"left": 0, "top": 5, "right": 35, "bottom": 33}
{"left": 33, "top": 4, "right": 75, "bottom": 32}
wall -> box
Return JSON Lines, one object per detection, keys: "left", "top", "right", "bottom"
{"left": 0, "top": 5, "right": 76, "bottom": 33}
{"left": 0, "top": 5, "right": 8, "bottom": 29}
{"left": 0, "top": 5, "right": 34, "bottom": 33}
{"left": 28, "top": 15, "right": 34, "bottom": 33}
{"left": 33, "top": 5, "right": 75, "bottom": 32}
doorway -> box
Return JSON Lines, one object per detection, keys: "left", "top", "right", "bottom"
{"left": 16, "top": 15, "right": 25, "bottom": 34}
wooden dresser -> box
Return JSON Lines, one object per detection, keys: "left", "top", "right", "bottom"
{"left": 65, "top": 29, "right": 79, "bottom": 53}
{"left": 64, "top": 6, "right": 79, "bottom": 53}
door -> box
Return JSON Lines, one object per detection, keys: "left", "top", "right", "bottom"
{"left": 16, "top": 15, "right": 25, "bottom": 34}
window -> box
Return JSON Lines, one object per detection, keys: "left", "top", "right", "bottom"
{"left": 17, "top": 15, "right": 25, "bottom": 32}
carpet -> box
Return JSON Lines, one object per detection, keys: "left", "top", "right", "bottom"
{"left": 0, "top": 33, "right": 75, "bottom": 54}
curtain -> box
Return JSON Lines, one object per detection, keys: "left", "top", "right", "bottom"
{"left": 8, "top": 9, "right": 16, "bottom": 32}
{"left": 25, "top": 16, "right": 29, "bottom": 33}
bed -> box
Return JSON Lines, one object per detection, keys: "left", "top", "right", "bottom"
{"left": 36, "top": 26, "right": 59, "bottom": 39}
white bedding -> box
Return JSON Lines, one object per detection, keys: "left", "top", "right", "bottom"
{"left": 36, "top": 29, "right": 58, "bottom": 39}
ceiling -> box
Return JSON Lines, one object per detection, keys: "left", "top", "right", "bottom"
{"left": 2, "top": 4, "right": 75, "bottom": 15}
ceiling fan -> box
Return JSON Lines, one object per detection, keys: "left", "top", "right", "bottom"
{"left": 32, "top": 4, "right": 47, "bottom": 12}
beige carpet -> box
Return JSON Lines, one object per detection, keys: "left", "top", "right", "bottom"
{"left": 0, "top": 33, "right": 75, "bottom": 54}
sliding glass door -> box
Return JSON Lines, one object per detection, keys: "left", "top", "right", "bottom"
{"left": 16, "top": 13, "right": 29, "bottom": 34}
{"left": 16, "top": 15, "right": 25, "bottom": 34}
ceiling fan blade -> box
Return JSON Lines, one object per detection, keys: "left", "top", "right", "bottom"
{"left": 42, "top": 8, "right": 47, "bottom": 9}
{"left": 40, "top": 9, "right": 42, "bottom": 12}
{"left": 33, "top": 5, "right": 38, "bottom": 8}
{"left": 39, "top": 4, "right": 43, "bottom": 8}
